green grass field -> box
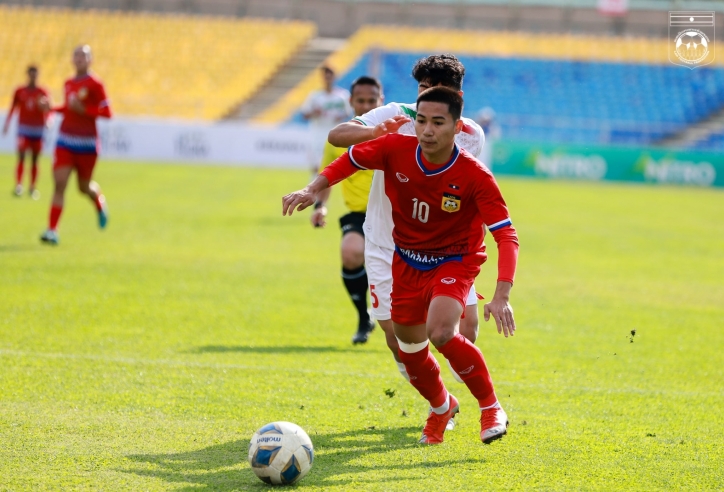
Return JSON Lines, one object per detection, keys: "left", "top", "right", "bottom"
{"left": 1, "top": 154, "right": 722, "bottom": 491}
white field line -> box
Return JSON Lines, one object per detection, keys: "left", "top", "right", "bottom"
{"left": 0, "top": 349, "right": 721, "bottom": 399}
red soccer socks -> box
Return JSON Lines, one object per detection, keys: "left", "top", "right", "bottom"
{"left": 437, "top": 333, "right": 498, "bottom": 409}
{"left": 49, "top": 205, "right": 63, "bottom": 231}
{"left": 397, "top": 342, "right": 448, "bottom": 409}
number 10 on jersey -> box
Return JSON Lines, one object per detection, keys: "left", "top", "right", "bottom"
{"left": 412, "top": 198, "right": 430, "bottom": 223}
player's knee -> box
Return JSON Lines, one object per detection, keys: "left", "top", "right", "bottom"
{"left": 379, "top": 320, "right": 399, "bottom": 353}
{"left": 77, "top": 181, "right": 90, "bottom": 194}
{"left": 428, "top": 323, "right": 456, "bottom": 348}
{"left": 341, "top": 241, "right": 365, "bottom": 270}
{"left": 460, "top": 310, "right": 479, "bottom": 343}
{"left": 341, "top": 251, "right": 364, "bottom": 270}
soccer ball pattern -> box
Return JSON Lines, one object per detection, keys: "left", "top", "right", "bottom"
{"left": 675, "top": 31, "right": 709, "bottom": 64}
{"left": 248, "top": 421, "right": 314, "bottom": 485}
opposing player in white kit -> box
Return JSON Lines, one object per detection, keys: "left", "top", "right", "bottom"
{"left": 301, "top": 66, "right": 352, "bottom": 175}
{"left": 328, "top": 55, "right": 486, "bottom": 393}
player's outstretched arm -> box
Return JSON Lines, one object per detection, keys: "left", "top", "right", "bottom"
{"left": 2, "top": 96, "right": 17, "bottom": 135}
{"left": 484, "top": 281, "right": 516, "bottom": 338}
{"left": 282, "top": 175, "right": 330, "bottom": 217}
{"left": 328, "top": 115, "right": 411, "bottom": 147}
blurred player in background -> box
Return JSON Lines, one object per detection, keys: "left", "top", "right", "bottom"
{"left": 3, "top": 65, "right": 50, "bottom": 199}
{"left": 475, "top": 107, "right": 501, "bottom": 167}
{"left": 300, "top": 66, "right": 351, "bottom": 175}
{"left": 311, "top": 76, "right": 384, "bottom": 344}
{"left": 40, "top": 45, "right": 112, "bottom": 245}
{"left": 284, "top": 87, "right": 519, "bottom": 445}
{"left": 328, "top": 54, "right": 485, "bottom": 389}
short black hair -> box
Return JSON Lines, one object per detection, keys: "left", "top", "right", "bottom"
{"left": 350, "top": 75, "right": 382, "bottom": 95}
{"left": 321, "top": 65, "right": 335, "bottom": 76}
{"left": 27, "top": 65, "right": 38, "bottom": 73}
{"left": 411, "top": 54, "right": 465, "bottom": 91}
{"left": 416, "top": 87, "right": 463, "bottom": 121}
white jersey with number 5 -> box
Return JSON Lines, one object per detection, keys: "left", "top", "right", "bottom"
{"left": 355, "top": 102, "right": 486, "bottom": 250}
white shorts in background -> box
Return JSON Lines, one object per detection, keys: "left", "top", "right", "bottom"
{"left": 365, "top": 237, "right": 478, "bottom": 321}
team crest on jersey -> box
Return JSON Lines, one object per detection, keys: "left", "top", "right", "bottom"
{"left": 78, "top": 87, "right": 88, "bottom": 100}
{"left": 441, "top": 193, "right": 461, "bottom": 213}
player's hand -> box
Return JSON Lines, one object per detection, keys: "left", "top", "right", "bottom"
{"left": 38, "top": 96, "right": 50, "bottom": 112}
{"left": 484, "top": 297, "right": 516, "bottom": 338}
{"left": 310, "top": 207, "right": 327, "bottom": 228}
{"left": 68, "top": 94, "right": 85, "bottom": 114}
{"left": 372, "top": 115, "right": 411, "bottom": 138}
{"left": 282, "top": 188, "right": 316, "bottom": 216}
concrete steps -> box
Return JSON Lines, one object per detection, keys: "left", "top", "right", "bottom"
{"left": 226, "top": 37, "right": 345, "bottom": 121}
{"left": 657, "top": 105, "right": 724, "bottom": 149}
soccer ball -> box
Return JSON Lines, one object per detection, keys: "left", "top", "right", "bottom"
{"left": 248, "top": 421, "right": 314, "bottom": 485}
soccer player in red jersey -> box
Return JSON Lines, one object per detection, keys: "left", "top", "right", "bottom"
{"left": 283, "top": 87, "right": 518, "bottom": 445}
{"left": 3, "top": 65, "right": 50, "bottom": 199}
{"left": 41, "top": 45, "right": 112, "bottom": 245}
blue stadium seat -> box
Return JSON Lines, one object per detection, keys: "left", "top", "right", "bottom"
{"left": 295, "top": 52, "right": 724, "bottom": 146}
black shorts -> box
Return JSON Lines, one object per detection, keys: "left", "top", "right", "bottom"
{"left": 339, "top": 212, "right": 366, "bottom": 237}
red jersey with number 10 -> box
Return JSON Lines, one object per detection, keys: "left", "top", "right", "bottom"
{"left": 321, "top": 133, "right": 518, "bottom": 279}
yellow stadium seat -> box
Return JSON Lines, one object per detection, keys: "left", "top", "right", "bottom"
{"left": 0, "top": 6, "right": 315, "bottom": 120}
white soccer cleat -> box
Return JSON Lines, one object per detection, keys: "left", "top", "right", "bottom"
{"left": 40, "top": 229, "right": 59, "bottom": 245}
{"left": 446, "top": 359, "right": 465, "bottom": 384}
{"left": 480, "top": 403, "right": 508, "bottom": 444}
{"left": 13, "top": 184, "right": 23, "bottom": 196}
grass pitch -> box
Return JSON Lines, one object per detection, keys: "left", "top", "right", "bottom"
{"left": 0, "top": 154, "right": 722, "bottom": 491}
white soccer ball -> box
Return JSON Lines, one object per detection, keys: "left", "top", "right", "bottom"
{"left": 248, "top": 421, "right": 314, "bottom": 485}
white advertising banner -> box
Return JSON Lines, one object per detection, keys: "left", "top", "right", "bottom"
{"left": 0, "top": 113, "right": 312, "bottom": 168}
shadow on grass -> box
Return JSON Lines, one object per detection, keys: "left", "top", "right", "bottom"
{"left": 122, "top": 426, "right": 486, "bottom": 490}
{"left": 190, "top": 345, "right": 366, "bottom": 355}
{"left": 0, "top": 244, "right": 38, "bottom": 253}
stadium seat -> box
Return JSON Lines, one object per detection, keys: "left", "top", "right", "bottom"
{"left": 0, "top": 6, "right": 315, "bottom": 120}
{"left": 262, "top": 25, "right": 724, "bottom": 146}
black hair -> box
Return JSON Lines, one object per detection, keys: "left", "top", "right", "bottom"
{"left": 416, "top": 86, "right": 463, "bottom": 121}
{"left": 27, "top": 65, "right": 38, "bottom": 73}
{"left": 411, "top": 54, "right": 465, "bottom": 91}
{"left": 321, "top": 65, "right": 335, "bottom": 75}
{"left": 350, "top": 75, "right": 382, "bottom": 95}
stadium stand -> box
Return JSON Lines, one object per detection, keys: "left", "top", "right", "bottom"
{"left": 257, "top": 26, "right": 724, "bottom": 146}
{"left": 690, "top": 131, "right": 724, "bottom": 151}
{"left": 0, "top": 6, "right": 315, "bottom": 120}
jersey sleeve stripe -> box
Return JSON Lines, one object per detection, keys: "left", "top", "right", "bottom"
{"left": 352, "top": 117, "right": 367, "bottom": 126}
{"left": 488, "top": 218, "right": 512, "bottom": 231}
{"left": 348, "top": 145, "right": 370, "bottom": 170}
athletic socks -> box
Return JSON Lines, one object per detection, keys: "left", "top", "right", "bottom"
{"left": 15, "top": 161, "right": 24, "bottom": 185}
{"left": 30, "top": 163, "right": 38, "bottom": 188}
{"left": 93, "top": 193, "right": 105, "bottom": 212}
{"left": 341, "top": 265, "right": 370, "bottom": 325}
{"left": 49, "top": 205, "right": 63, "bottom": 231}
{"left": 437, "top": 333, "right": 498, "bottom": 409}
{"left": 396, "top": 361, "right": 410, "bottom": 381}
{"left": 397, "top": 340, "right": 448, "bottom": 409}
